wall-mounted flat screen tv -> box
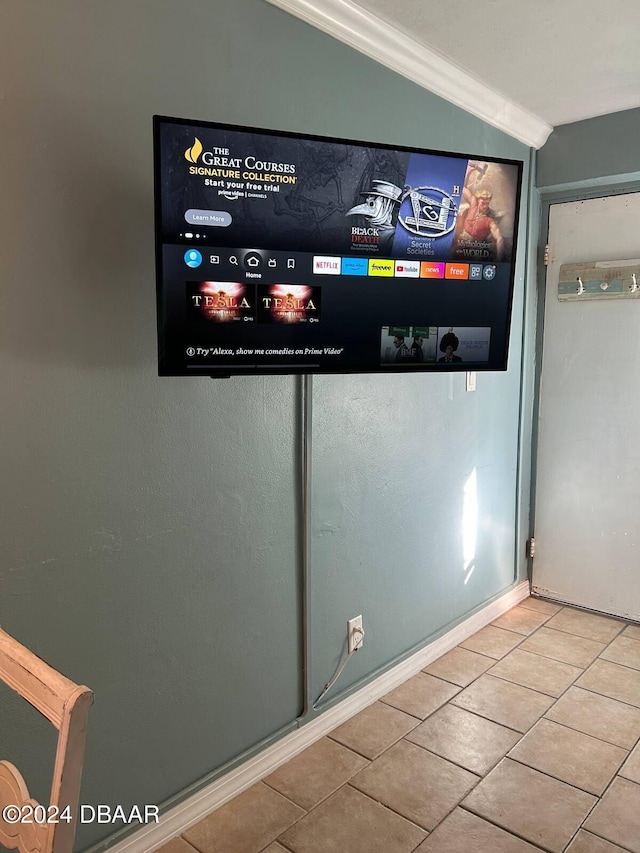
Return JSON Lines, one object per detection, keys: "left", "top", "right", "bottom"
{"left": 154, "top": 115, "right": 523, "bottom": 377}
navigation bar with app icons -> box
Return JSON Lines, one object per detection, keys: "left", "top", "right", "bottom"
{"left": 180, "top": 245, "right": 499, "bottom": 283}
{"left": 311, "top": 256, "right": 498, "bottom": 281}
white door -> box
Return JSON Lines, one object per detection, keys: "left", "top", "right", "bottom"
{"left": 532, "top": 192, "right": 640, "bottom": 620}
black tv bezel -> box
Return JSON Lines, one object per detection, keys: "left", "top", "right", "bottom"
{"left": 153, "top": 114, "right": 524, "bottom": 378}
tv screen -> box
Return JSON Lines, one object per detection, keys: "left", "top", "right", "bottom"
{"left": 153, "top": 116, "right": 523, "bottom": 377}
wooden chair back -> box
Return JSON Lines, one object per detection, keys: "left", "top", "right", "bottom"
{"left": 0, "top": 628, "right": 93, "bottom": 853}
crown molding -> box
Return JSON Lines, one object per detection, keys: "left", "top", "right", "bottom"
{"left": 265, "top": 0, "right": 553, "bottom": 149}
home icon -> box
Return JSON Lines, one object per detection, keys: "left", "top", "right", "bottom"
{"left": 245, "top": 253, "right": 262, "bottom": 269}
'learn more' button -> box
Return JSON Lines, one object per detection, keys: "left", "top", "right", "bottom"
{"left": 313, "top": 256, "right": 341, "bottom": 274}
{"left": 368, "top": 259, "right": 394, "bottom": 277}
{"left": 184, "top": 209, "right": 232, "bottom": 227}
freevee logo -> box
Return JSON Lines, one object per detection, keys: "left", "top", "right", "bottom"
{"left": 185, "top": 138, "right": 203, "bottom": 164}
{"left": 368, "top": 259, "right": 394, "bottom": 277}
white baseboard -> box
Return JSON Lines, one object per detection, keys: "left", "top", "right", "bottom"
{"left": 104, "top": 580, "right": 530, "bottom": 853}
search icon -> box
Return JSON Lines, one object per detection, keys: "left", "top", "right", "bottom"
{"left": 230, "top": 255, "right": 239, "bottom": 265}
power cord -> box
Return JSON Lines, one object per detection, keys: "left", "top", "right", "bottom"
{"left": 313, "top": 626, "right": 365, "bottom": 708}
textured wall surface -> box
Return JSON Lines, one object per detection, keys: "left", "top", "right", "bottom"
{"left": 0, "top": 2, "right": 530, "bottom": 849}
{"left": 537, "top": 107, "right": 640, "bottom": 189}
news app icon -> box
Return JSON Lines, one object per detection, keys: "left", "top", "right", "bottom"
{"left": 184, "top": 249, "right": 202, "bottom": 268}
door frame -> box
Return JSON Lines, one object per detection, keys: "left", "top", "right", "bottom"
{"left": 527, "top": 178, "right": 640, "bottom": 596}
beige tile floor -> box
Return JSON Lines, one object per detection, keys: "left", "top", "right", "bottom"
{"left": 159, "top": 598, "right": 640, "bottom": 853}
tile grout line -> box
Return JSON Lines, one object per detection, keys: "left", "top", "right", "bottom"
{"left": 456, "top": 801, "right": 555, "bottom": 852}
{"left": 326, "top": 716, "right": 423, "bottom": 762}
{"left": 510, "top": 612, "right": 640, "bottom": 847}
{"left": 265, "top": 838, "right": 296, "bottom": 853}
{"left": 572, "top": 769, "right": 640, "bottom": 850}
{"left": 525, "top": 596, "right": 640, "bottom": 628}
{"left": 583, "top": 655, "right": 640, "bottom": 678}
{"left": 267, "top": 663, "right": 504, "bottom": 849}
{"left": 514, "top": 631, "right": 609, "bottom": 668}
{"left": 480, "top": 610, "right": 640, "bottom": 739}
{"left": 342, "top": 781, "right": 432, "bottom": 837}
{"left": 402, "top": 730, "right": 506, "bottom": 779}
{"left": 554, "top": 630, "right": 640, "bottom": 722}
{"left": 348, "top": 605, "right": 558, "bottom": 846}
{"left": 381, "top": 606, "right": 558, "bottom": 844}
{"left": 459, "top": 605, "right": 640, "bottom": 852}
{"left": 427, "top": 605, "right": 640, "bottom": 850}
{"left": 263, "top": 741, "right": 433, "bottom": 849}
{"left": 407, "top": 608, "right": 554, "bottom": 847}
{"left": 576, "top": 831, "right": 636, "bottom": 853}
{"left": 482, "top": 609, "right": 640, "bottom": 757}
{"left": 181, "top": 601, "right": 640, "bottom": 853}
{"left": 542, "top": 709, "right": 640, "bottom": 753}
{"left": 417, "top": 697, "right": 525, "bottom": 736}
{"left": 261, "top": 755, "right": 371, "bottom": 816}
{"left": 265, "top": 838, "right": 297, "bottom": 853}
{"left": 507, "top": 721, "right": 631, "bottom": 797}
{"left": 341, "top": 603, "right": 634, "bottom": 850}
{"left": 565, "top": 815, "right": 636, "bottom": 853}
{"left": 405, "top": 603, "right": 638, "bottom": 849}
{"left": 568, "top": 787, "right": 622, "bottom": 853}
{"left": 173, "top": 838, "right": 203, "bottom": 853}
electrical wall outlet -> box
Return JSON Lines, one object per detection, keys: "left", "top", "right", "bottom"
{"left": 347, "top": 615, "right": 364, "bottom": 653}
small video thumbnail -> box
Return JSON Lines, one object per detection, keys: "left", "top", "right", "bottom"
{"left": 380, "top": 326, "right": 438, "bottom": 364}
{"left": 186, "top": 281, "right": 254, "bottom": 322}
{"left": 435, "top": 327, "right": 491, "bottom": 363}
{"left": 257, "top": 284, "right": 321, "bottom": 324}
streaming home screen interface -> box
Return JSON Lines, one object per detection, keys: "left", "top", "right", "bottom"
{"left": 155, "top": 118, "right": 523, "bottom": 376}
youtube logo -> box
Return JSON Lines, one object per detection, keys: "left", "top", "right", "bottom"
{"left": 395, "top": 260, "right": 420, "bottom": 278}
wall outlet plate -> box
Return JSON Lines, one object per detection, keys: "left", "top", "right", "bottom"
{"left": 347, "top": 615, "right": 364, "bottom": 653}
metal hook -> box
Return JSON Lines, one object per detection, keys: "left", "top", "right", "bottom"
{"left": 577, "top": 277, "right": 585, "bottom": 295}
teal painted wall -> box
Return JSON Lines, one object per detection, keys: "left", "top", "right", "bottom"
{"left": 0, "top": 1, "right": 531, "bottom": 849}
{"left": 537, "top": 108, "right": 640, "bottom": 190}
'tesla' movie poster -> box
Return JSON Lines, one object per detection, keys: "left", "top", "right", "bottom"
{"left": 257, "top": 285, "right": 321, "bottom": 323}
{"left": 161, "top": 124, "right": 520, "bottom": 263}
{"left": 187, "top": 281, "right": 254, "bottom": 322}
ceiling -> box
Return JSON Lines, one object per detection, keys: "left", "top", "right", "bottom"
{"left": 266, "top": 0, "right": 640, "bottom": 148}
